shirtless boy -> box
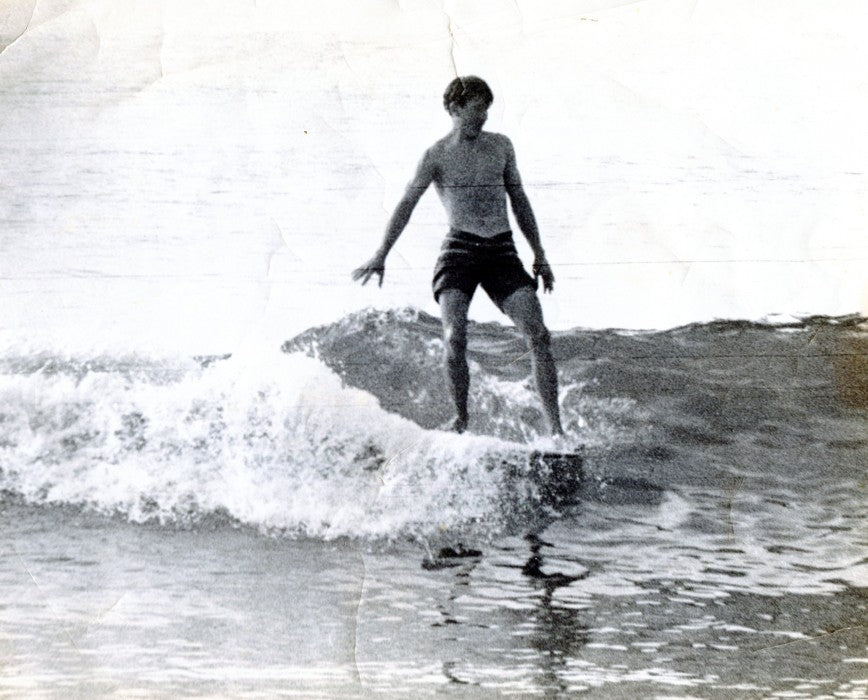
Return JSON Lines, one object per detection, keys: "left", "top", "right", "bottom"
{"left": 353, "top": 76, "right": 563, "bottom": 436}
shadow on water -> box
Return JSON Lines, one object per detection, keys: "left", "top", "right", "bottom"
{"left": 424, "top": 534, "right": 592, "bottom": 695}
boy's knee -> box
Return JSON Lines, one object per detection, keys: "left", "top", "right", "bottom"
{"left": 443, "top": 323, "right": 467, "bottom": 357}
{"left": 525, "top": 324, "right": 551, "bottom": 350}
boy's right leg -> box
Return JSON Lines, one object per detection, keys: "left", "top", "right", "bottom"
{"left": 439, "top": 288, "right": 472, "bottom": 433}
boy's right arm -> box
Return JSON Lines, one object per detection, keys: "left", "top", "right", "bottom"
{"left": 352, "top": 150, "right": 436, "bottom": 287}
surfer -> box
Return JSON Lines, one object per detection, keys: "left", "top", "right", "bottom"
{"left": 353, "top": 76, "right": 563, "bottom": 436}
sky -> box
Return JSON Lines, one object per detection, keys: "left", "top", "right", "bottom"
{"left": 0, "top": 0, "right": 866, "bottom": 353}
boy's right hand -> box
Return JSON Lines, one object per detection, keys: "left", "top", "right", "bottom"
{"left": 351, "top": 254, "right": 386, "bottom": 287}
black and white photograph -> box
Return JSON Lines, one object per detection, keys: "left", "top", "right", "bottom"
{"left": 1, "top": 0, "right": 865, "bottom": 696}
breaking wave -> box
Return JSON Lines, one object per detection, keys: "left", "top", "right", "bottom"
{"left": 1, "top": 308, "right": 864, "bottom": 540}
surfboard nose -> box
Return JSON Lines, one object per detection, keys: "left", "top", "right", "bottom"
{"left": 528, "top": 451, "right": 583, "bottom": 507}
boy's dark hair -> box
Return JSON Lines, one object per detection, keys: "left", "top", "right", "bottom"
{"left": 443, "top": 76, "right": 494, "bottom": 112}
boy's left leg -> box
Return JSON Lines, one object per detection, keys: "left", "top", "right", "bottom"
{"left": 501, "top": 287, "right": 563, "bottom": 436}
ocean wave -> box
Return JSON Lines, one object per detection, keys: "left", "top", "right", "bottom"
{"left": 1, "top": 308, "right": 864, "bottom": 540}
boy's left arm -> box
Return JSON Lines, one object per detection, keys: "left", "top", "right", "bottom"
{"left": 503, "top": 138, "right": 555, "bottom": 292}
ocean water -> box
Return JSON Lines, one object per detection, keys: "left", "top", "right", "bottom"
{"left": 1, "top": 309, "right": 865, "bottom": 697}
{"left": 3, "top": 17, "right": 866, "bottom": 352}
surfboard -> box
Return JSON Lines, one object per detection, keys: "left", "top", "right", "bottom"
{"left": 526, "top": 450, "right": 584, "bottom": 507}
{"left": 352, "top": 439, "right": 583, "bottom": 507}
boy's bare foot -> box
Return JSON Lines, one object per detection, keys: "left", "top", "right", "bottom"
{"left": 440, "top": 416, "right": 468, "bottom": 434}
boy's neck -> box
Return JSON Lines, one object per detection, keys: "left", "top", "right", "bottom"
{"left": 449, "top": 128, "right": 483, "bottom": 144}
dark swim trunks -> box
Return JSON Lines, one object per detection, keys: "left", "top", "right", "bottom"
{"left": 432, "top": 229, "right": 536, "bottom": 309}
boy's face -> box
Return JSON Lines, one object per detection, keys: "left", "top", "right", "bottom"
{"left": 449, "top": 95, "right": 489, "bottom": 139}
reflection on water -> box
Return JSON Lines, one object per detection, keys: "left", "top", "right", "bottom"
{"left": 351, "top": 495, "right": 865, "bottom": 697}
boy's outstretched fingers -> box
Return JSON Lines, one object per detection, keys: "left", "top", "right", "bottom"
{"left": 352, "top": 262, "right": 385, "bottom": 287}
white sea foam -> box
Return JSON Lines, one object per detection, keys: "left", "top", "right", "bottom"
{"left": 0, "top": 348, "right": 549, "bottom": 538}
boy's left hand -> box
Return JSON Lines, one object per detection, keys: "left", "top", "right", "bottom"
{"left": 532, "top": 257, "right": 555, "bottom": 293}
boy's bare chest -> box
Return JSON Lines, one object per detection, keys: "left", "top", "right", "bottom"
{"left": 436, "top": 145, "right": 505, "bottom": 189}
